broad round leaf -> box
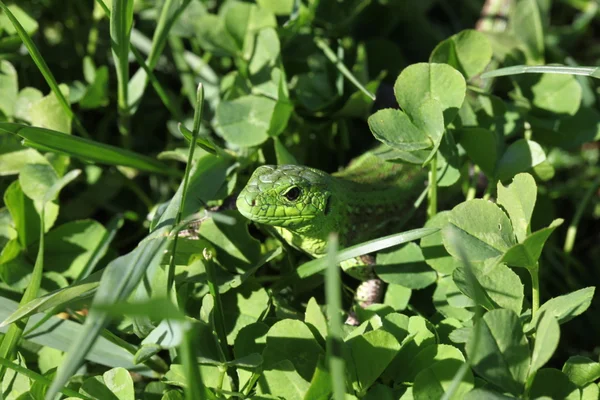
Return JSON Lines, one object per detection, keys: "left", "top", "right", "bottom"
{"left": 375, "top": 242, "right": 437, "bottom": 289}
{"left": 466, "top": 309, "right": 530, "bottom": 395}
{"left": 216, "top": 95, "right": 276, "bottom": 147}
{"left": 430, "top": 29, "right": 493, "bottom": 79}
{"left": 394, "top": 63, "right": 466, "bottom": 126}
{"left": 529, "top": 368, "right": 579, "bottom": 400}
{"left": 443, "top": 199, "right": 516, "bottom": 262}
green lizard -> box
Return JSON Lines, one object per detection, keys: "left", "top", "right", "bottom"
{"left": 236, "top": 150, "right": 427, "bottom": 320}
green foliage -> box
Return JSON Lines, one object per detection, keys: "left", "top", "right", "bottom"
{"left": 0, "top": 0, "right": 598, "bottom": 399}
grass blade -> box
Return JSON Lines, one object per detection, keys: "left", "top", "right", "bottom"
{"left": 325, "top": 233, "right": 346, "bottom": 400}
{"left": 128, "top": 0, "right": 191, "bottom": 112}
{"left": 0, "top": 356, "right": 91, "bottom": 399}
{"left": 46, "top": 235, "right": 169, "bottom": 399}
{"left": 0, "top": 297, "right": 152, "bottom": 374}
{"left": 482, "top": 64, "right": 600, "bottom": 79}
{"left": 0, "top": 1, "right": 89, "bottom": 138}
{"left": 314, "top": 37, "right": 376, "bottom": 100}
{"left": 0, "top": 203, "right": 45, "bottom": 377}
{"left": 110, "top": 0, "right": 135, "bottom": 143}
{"left": 0, "top": 123, "right": 180, "bottom": 176}
{"left": 297, "top": 227, "right": 439, "bottom": 278}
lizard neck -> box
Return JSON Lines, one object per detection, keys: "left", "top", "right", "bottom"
{"left": 274, "top": 175, "right": 423, "bottom": 257}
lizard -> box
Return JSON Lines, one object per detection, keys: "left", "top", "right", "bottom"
{"left": 235, "top": 149, "right": 427, "bottom": 323}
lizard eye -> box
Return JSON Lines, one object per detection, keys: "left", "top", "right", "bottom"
{"left": 283, "top": 187, "right": 301, "bottom": 201}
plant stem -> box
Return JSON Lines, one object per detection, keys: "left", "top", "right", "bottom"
{"left": 326, "top": 233, "right": 346, "bottom": 400}
{"left": 563, "top": 175, "right": 600, "bottom": 262}
{"left": 314, "top": 37, "right": 375, "bottom": 100}
{"left": 427, "top": 156, "right": 438, "bottom": 218}
{"left": 530, "top": 263, "right": 540, "bottom": 318}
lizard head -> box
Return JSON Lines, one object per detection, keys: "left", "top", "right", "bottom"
{"left": 236, "top": 165, "right": 333, "bottom": 230}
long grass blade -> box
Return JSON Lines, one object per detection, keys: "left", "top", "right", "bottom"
{"left": 110, "top": 0, "right": 135, "bottom": 143}
{"left": 482, "top": 64, "right": 600, "bottom": 79}
{"left": 0, "top": 123, "right": 180, "bottom": 176}
{"left": 0, "top": 1, "right": 90, "bottom": 138}
{"left": 297, "top": 227, "right": 439, "bottom": 278}
{"left": 314, "top": 37, "right": 376, "bottom": 100}
{"left": 325, "top": 233, "right": 346, "bottom": 400}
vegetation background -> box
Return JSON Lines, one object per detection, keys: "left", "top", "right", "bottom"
{"left": 0, "top": 0, "right": 599, "bottom": 399}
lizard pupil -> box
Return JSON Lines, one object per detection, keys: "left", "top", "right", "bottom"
{"left": 284, "top": 187, "right": 301, "bottom": 201}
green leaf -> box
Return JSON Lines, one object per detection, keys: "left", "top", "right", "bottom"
{"left": 466, "top": 309, "right": 530, "bottom": 395}
{"left": 94, "top": 298, "right": 185, "bottom": 321}
{"left": 257, "top": 0, "right": 294, "bottom": 15}
{"left": 0, "top": 297, "right": 151, "bottom": 373}
{"left": 305, "top": 297, "right": 327, "bottom": 342}
{"left": 195, "top": 13, "right": 238, "bottom": 56}
{"left": 0, "top": 123, "right": 179, "bottom": 176}
{"left": 382, "top": 316, "right": 436, "bottom": 383}
{"left": 222, "top": 280, "right": 270, "bottom": 345}
{"left": 527, "top": 287, "right": 595, "bottom": 330}
{"left": 110, "top": 0, "right": 134, "bottom": 115}
{"left": 80, "top": 65, "right": 110, "bottom": 109}
{"left": 528, "top": 368, "right": 579, "bottom": 400}
{"left": 29, "top": 84, "right": 72, "bottom": 134}
{"left": 383, "top": 284, "right": 411, "bottom": 311}
{"left": 249, "top": 27, "right": 280, "bottom": 80}
{"left": 455, "top": 128, "right": 498, "bottom": 178}
{"left": 464, "top": 388, "right": 516, "bottom": 399}
{"left": 529, "top": 73, "right": 582, "bottom": 116}
{"left": 429, "top": 29, "right": 492, "bottom": 79}
{"left": 43, "top": 168, "right": 81, "bottom": 205}
{"left": 368, "top": 101, "right": 442, "bottom": 159}
{"left": 1, "top": 354, "right": 31, "bottom": 398}
{"left": 303, "top": 357, "right": 332, "bottom": 400}
{"left": 4, "top": 180, "right": 55, "bottom": 248}
{"left": 529, "top": 312, "right": 560, "bottom": 375}
{"left": 403, "top": 344, "right": 465, "bottom": 382}
{"left": 433, "top": 276, "right": 474, "bottom": 321}
{"left": 511, "top": 0, "right": 544, "bottom": 64}
{"left": 375, "top": 242, "right": 437, "bottom": 290}
{"left": 499, "top": 219, "right": 563, "bottom": 269}
{"left": 223, "top": 1, "right": 276, "bottom": 58}
{"left": 582, "top": 383, "right": 600, "bottom": 400}
{"left": 443, "top": 199, "right": 516, "bottom": 262}
{"left": 103, "top": 367, "right": 135, "bottom": 400}
{"left": 257, "top": 360, "right": 310, "bottom": 400}
{"left": 14, "top": 87, "right": 43, "bottom": 123}
{"left": 346, "top": 329, "right": 400, "bottom": 394}
{"left": 0, "top": 2, "right": 86, "bottom": 137}
{"left": 495, "top": 139, "right": 546, "bottom": 181}
{"left": 46, "top": 234, "right": 169, "bottom": 398}
{"left": 216, "top": 95, "right": 277, "bottom": 147}
{"left": 0, "top": 279, "right": 98, "bottom": 327}
{"left": 394, "top": 62, "right": 466, "bottom": 126}
{"left": 497, "top": 173, "right": 537, "bottom": 243}
{"left": 19, "top": 163, "right": 59, "bottom": 203}
{"left": 0, "top": 4, "right": 38, "bottom": 35}
{"left": 413, "top": 359, "right": 474, "bottom": 400}
{"left": 562, "top": 356, "right": 600, "bottom": 387}
{"left": 274, "top": 137, "right": 298, "bottom": 165}
{"left": 198, "top": 211, "right": 262, "bottom": 272}
{"left": 262, "top": 319, "right": 324, "bottom": 382}
{"left": 0, "top": 60, "right": 18, "bottom": 118}
{"left": 420, "top": 211, "right": 461, "bottom": 275}
{"left": 297, "top": 227, "right": 439, "bottom": 278}
{"left": 453, "top": 261, "right": 524, "bottom": 314}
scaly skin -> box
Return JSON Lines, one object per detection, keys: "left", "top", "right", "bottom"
{"left": 236, "top": 151, "right": 426, "bottom": 268}
{"left": 236, "top": 152, "right": 426, "bottom": 322}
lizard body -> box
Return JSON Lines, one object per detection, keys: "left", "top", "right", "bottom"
{"left": 236, "top": 150, "right": 426, "bottom": 269}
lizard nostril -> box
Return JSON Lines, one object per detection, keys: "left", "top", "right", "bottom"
{"left": 251, "top": 199, "right": 256, "bottom": 206}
